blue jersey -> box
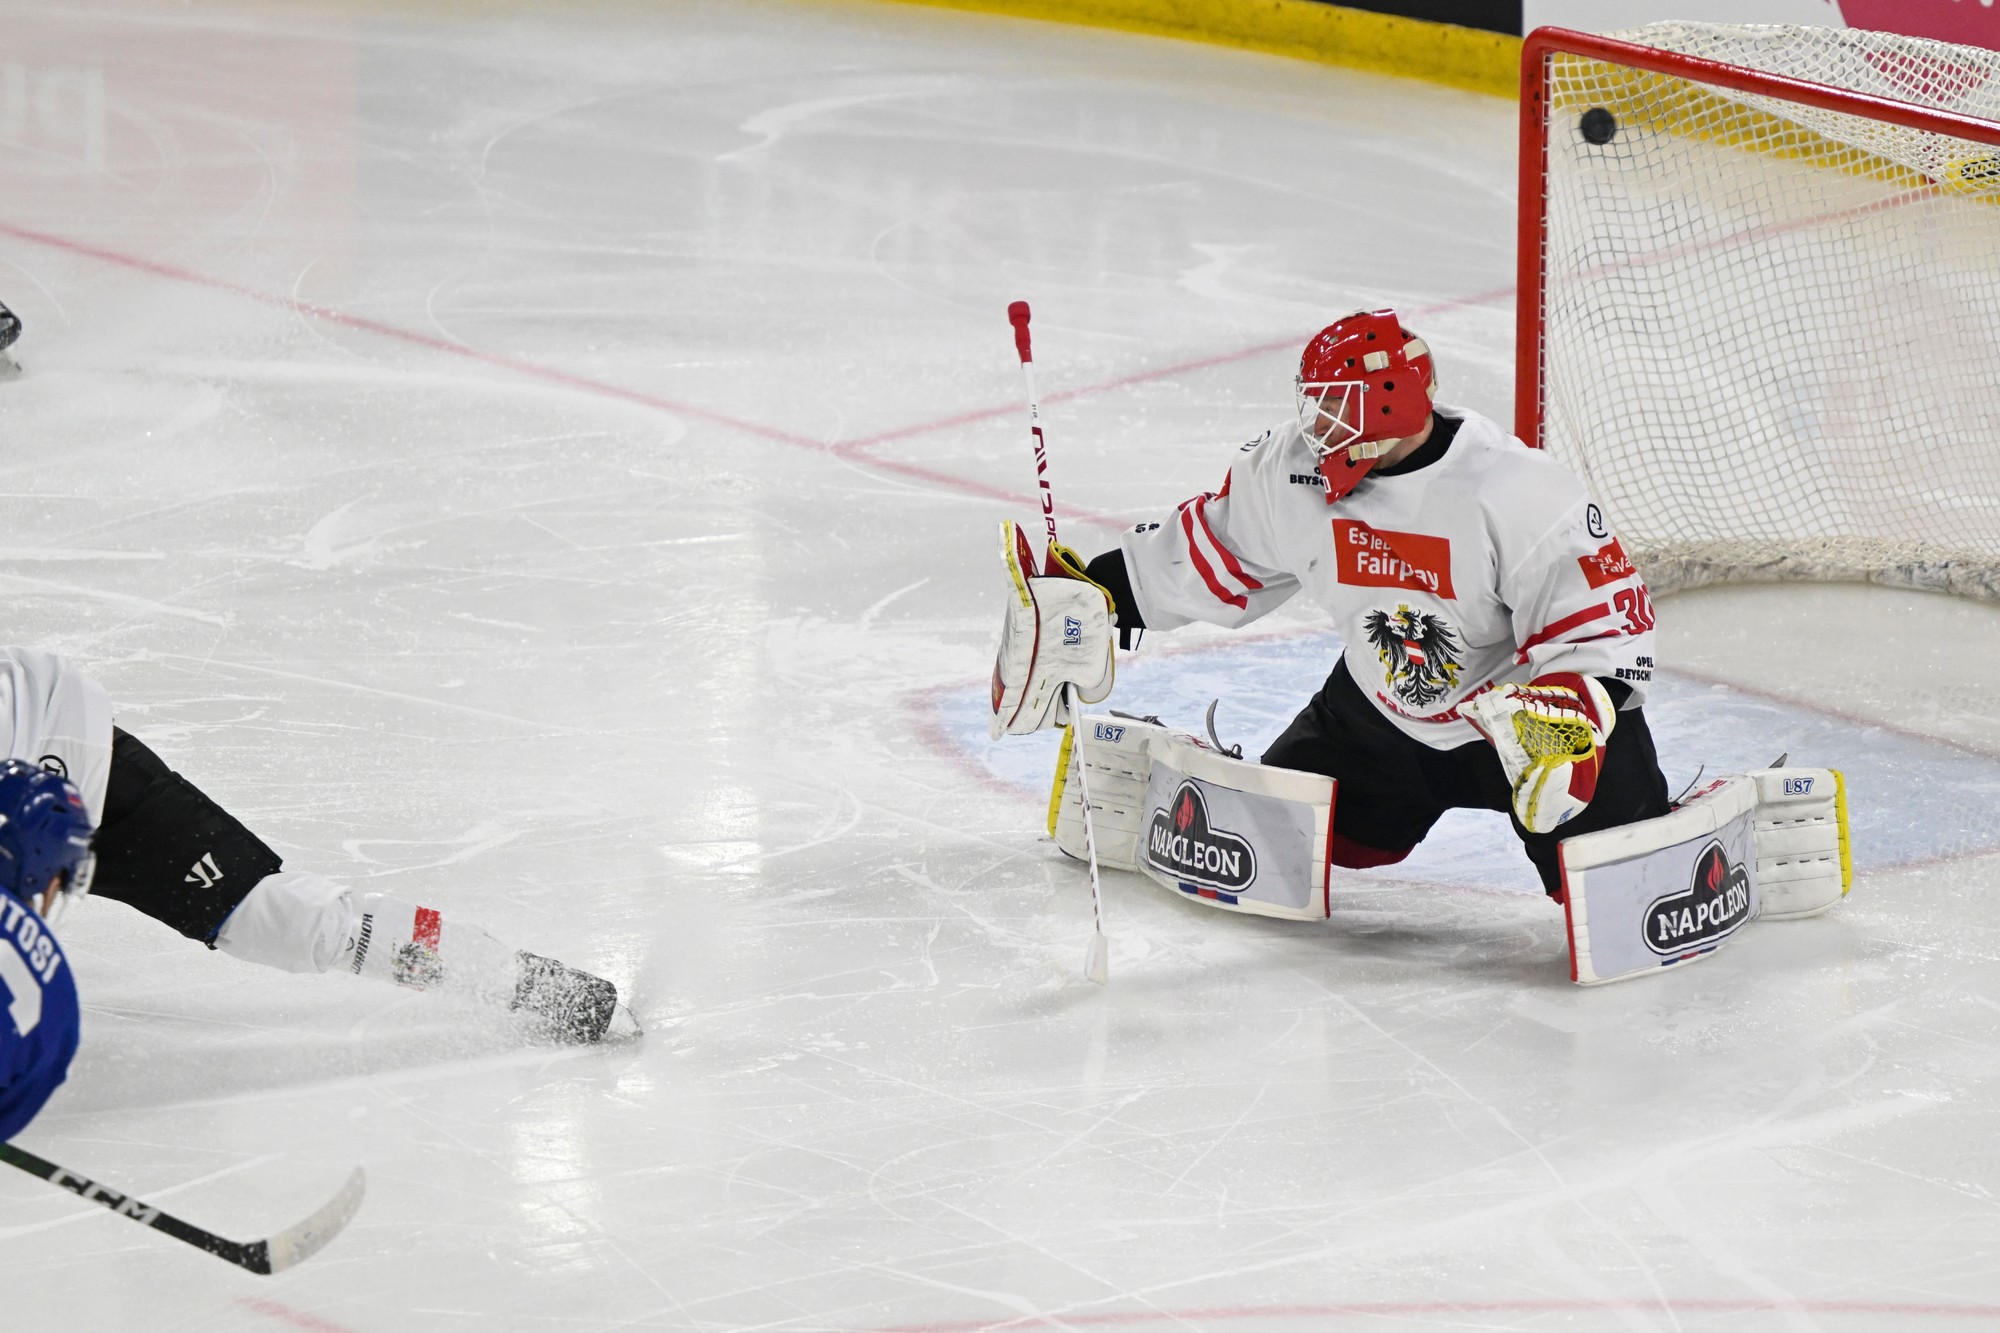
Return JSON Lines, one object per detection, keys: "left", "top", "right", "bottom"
{"left": 0, "top": 890, "right": 79, "bottom": 1141}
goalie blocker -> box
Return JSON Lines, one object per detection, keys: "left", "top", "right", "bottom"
{"left": 1563, "top": 767, "right": 1852, "bottom": 985}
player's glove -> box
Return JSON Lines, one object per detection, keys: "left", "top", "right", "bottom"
{"left": 990, "top": 520, "right": 1115, "bottom": 739}
{"left": 1462, "top": 672, "right": 1616, "bottom": 835}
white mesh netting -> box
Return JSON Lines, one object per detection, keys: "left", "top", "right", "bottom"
{"left": 1536, "top": 22, "right": 2000, "bottom": 599}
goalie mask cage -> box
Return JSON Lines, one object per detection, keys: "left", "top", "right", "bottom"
{"left": 1517, "top": 24, "right": 2000, "bottom": 601}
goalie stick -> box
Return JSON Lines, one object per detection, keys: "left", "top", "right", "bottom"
{"left": 0, "top": 1141, "right": 365, "bottom": 1274}
{"left": 1008, "top": 299, "right": 1111, "bottom": 985}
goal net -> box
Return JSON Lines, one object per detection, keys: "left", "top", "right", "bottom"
{"left": 1518, "top": 23, "right": 2000, "bottom": 600}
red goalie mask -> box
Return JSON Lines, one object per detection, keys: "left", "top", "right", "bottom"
{"left": 1295, "top": 310, "right": 1437, "bottom": 476}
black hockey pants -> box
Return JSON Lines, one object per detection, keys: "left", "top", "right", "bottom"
{"left": 88, "top": 729, "right": 284, "bottom": 944}
{"left": 1261, "top": 660, "right": 1671, "bottom": 897}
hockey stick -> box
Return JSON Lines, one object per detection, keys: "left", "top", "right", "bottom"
{"left": 1008, "top": 300, "right": 1111, "bottom": 985}
{"left": 0, "top": 1141, "right": 365, "bottom": 1274}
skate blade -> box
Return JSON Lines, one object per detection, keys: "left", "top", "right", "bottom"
{"left": 604, "top": 1002, "right": 645, "bottom": 1042}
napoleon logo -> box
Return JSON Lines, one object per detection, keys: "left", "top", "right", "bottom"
{"left": 1062, "top": 616, "right": 1083, "bottom": 646}
{"left": 1145, "top": 780, "right": 1257, "bottom": 893}
{"left": 36, "top": 754, "right": 67, "bottom": 779}
{"left": 1644, "top": 840, "right": 1753, "bottom": 955}
{"left": 1363, "top": 604, "right": 1465, "bottom": 709}
{"left": 1586, "top": 504, "right": 1608, "bottom": 539}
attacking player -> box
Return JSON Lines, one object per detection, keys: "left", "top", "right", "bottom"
{"left": 0, "top": 648, "right": 621, "bottom": 1042}
{"left": 0, "top": 760, "right": 94, "bottom": 1141}
{"left": 994, "top": 308, "right": 1671, "bottom": 898}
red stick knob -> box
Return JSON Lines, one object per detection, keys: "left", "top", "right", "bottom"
{"left": 1008, "top": 300, "right": 1032, "bottom": 363}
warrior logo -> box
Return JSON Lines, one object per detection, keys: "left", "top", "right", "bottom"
{"left": 1644, "top": 840, "right": 1754, "bottom": 955}
{"left": 1363, "top": 604, "right": 1464, "bottom": 710}
{"left": 184, "top": 852, "right": 223, "bottom": 890}
{"left": 1145, "top": 780, "right": 1257, "bottom": 894}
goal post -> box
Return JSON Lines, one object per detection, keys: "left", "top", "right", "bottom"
{"left": 1516, "top": 24, "right": 2000, "bottom": 601}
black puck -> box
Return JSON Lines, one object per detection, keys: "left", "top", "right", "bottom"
{"left": 1580, "top": 107, "right": 1617, "bottom": 146}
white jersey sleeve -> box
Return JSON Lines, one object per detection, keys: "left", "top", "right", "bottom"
{"left": 1490, "top": 457, "right": 1657, "bottom": 704}
{"left": 0, "top": 649, "right": 116, "bottom": 824}
{"left": 1117, "top": 427, "right": 1303, "bottom": 632}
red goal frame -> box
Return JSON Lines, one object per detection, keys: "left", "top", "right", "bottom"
{"left": 1513, "top": 26, "right": 2000, "bottom": 449}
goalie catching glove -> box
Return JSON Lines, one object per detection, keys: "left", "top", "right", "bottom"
{"left": 990, "top": 520, "right": 1116, "bottom": 739}
{"left": 1463, "top": 672, "right": 1616, "bottom": 836}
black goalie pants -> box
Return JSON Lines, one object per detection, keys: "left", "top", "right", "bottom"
{"left": 88, "top": 728, "right": 284, "bottom": 944}
{"left": 1261, "top": 660, "right": 1671, "bottom": 897}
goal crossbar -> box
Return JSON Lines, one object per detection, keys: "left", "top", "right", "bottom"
{"left": 1520, "top": 27, "right": 2000, "bottom": 448}
{"left": 1515, "top": 25, "right": 2000, "bottom": 601}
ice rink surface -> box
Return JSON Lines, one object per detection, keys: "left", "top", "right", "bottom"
{"left": 4, "top": 1, "right": 2000, "bottom": 1328}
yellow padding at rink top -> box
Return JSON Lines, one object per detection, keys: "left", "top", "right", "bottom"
{"left": 875, "top": 0, "right": 1522, "bottom": 99}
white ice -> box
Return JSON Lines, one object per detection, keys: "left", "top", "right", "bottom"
{"left": 3, "top": 2, "right": 2000, "bottom": 1329}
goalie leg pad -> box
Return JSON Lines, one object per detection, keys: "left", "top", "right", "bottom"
{"left": 1050, "top": 715, "right": 1187, "bottom": 872}
{"left": 1559, "top": 776, "right": 1760, "bottom": 985}
{"left": 1136, "top": 732, "right": 1336, "bottom": 921}
{"left": 1748, "top": 767, "right": 1850, "bottom": 920}
{"left": 1051, "top": 717, "right": 1338, "bottom": 920}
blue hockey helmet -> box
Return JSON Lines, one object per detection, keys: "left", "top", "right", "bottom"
{"left": 0, "top": 758, "right": 96, "bottom": 915}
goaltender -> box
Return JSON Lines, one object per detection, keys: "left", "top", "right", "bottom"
{"left": 997, "top": 308, "right": 1671, "bottom": 898}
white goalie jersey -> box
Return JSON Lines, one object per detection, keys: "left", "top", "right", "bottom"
{"left": 1119, "top": 407, "right": 1658, "bottom": 749}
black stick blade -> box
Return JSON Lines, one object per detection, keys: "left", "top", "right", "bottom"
{"left": 0, "top": 1143, "right": 364, "bottom": 1275}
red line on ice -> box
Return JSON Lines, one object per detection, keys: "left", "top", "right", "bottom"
{"left": 809, "top": 1296, "right": 2000, "bottom": 1331}
{"left": 0, "top": 220, "right": 1508, "bottom": 534}
{"left": 0, "top": 221, "right": 1094, "bottom": 521}
{"left": 238, "top": 1297, "right": 368, "bottom": 1333}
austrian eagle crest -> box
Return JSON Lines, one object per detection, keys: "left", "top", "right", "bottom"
{"left": 1363, "top": 604, "right": 1464, "bottom": 710}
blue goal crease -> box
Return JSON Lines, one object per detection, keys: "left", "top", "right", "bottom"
{"left": 935, "top": 630, "right": 1996, "bottom": 891}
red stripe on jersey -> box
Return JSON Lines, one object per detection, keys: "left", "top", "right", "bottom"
{"left": 1191, "top": 494, "right": 1264, "bottom": 594}
{"left": 1516, "top": 603, "right": 1613, "bottom": 661}
{"left": 1179, "top": 504, "right": 1247, "bottom": 609}
{"left": 414, "top": 907, "right": 442, "bottom": 950}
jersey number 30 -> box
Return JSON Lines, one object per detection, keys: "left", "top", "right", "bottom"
{"left": 1614, "top": 586, "right": 1656, "bottom": 635}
